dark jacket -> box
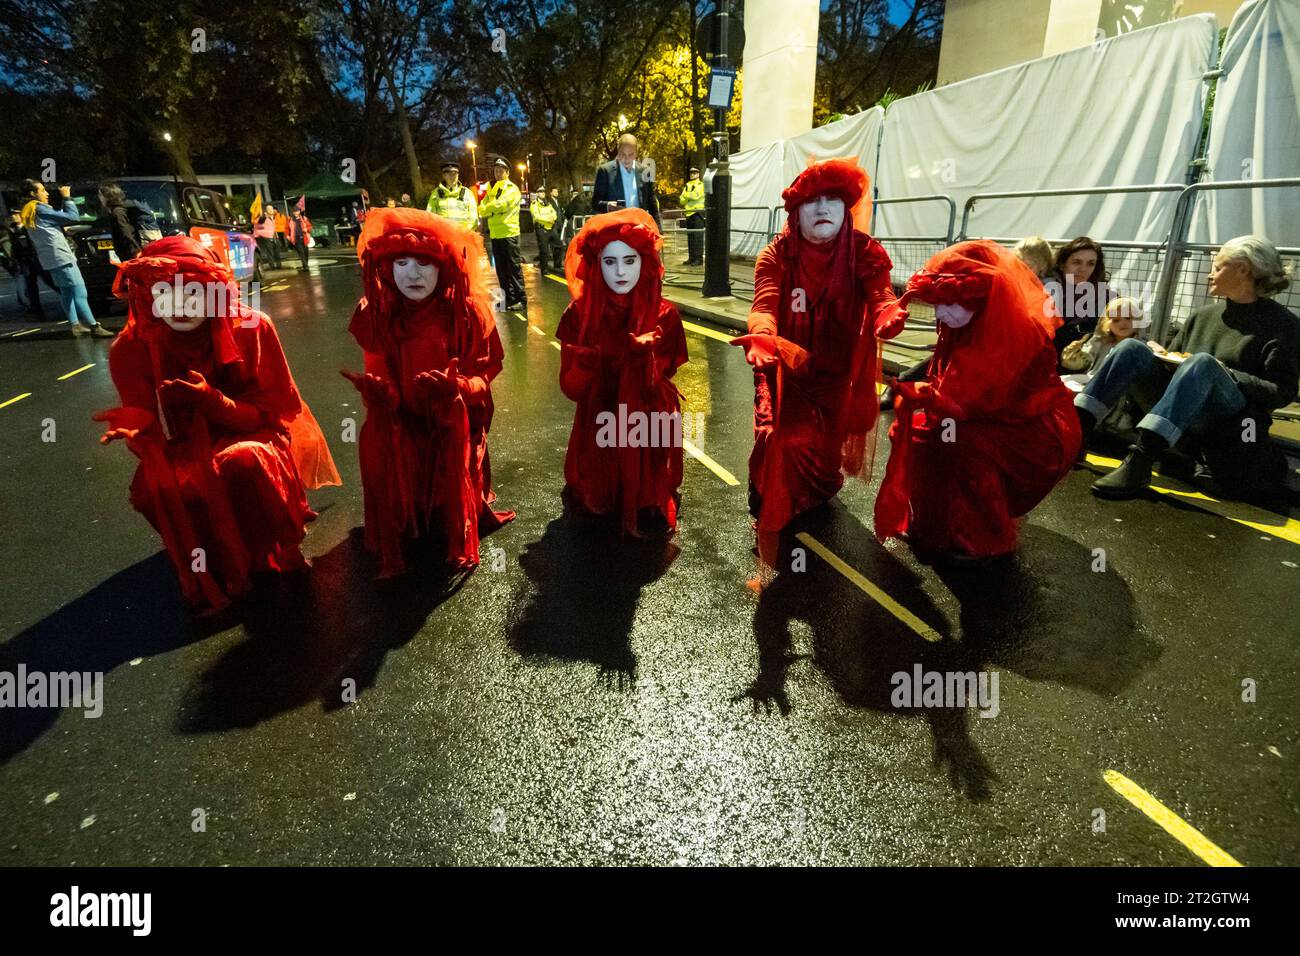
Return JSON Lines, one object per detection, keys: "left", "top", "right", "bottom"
{"left": 1169, "top": 297, "right": 1300, "bottom": 412}
{"left": 106, "top": 201, "right": 142, "bottom": 261}
{"left": 591, "top": 160, "right": 659, "bottom": 222}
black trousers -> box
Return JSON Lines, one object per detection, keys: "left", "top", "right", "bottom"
{"left": 492, "top": 236, "right": 525, "bottom": 305}
{"left": 294, "top": 238, "right": 309, "bottom": 270}
{"left": 256, "top": 236, "right": 281, "bottom": 269}
{"left": 535, "top": 226, "right": 560, "bottom": 274}
{"left": 685, "top": 212, "right": 704, "bottom": 263}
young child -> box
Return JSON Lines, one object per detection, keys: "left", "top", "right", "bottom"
{"left": 1060, "top": 296, "right": 1142, "bottom": 387}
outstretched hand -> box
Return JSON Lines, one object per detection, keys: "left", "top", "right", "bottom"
{"left": 874, "top": 301, "right": 910, "bottom": 340}
{"left": 92, "top": 407, "right": 154, "bottom": 445}
{"left": 730, "top": 333, "right": 777, "bottom": 369}
{"left": 340, "top": 369, "right": 399, "bottom": 409}
{"left": 159, "top": 370, "right": 212, "bottom": 406}
{"left": 414, "top": 357, "right": 461, "bottom": 403}
{"left": 627, "top": 328, "right": 662, "bottom": 354}
{"left": 893, "top": 380, "right": 936, "bottom": 408}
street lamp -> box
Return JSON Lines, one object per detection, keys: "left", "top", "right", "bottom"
{"left": 466, "top": 140, "right": 478, "bottom": 183}
{"left": 517, "top": 162, "right": 527, "bottom": 194}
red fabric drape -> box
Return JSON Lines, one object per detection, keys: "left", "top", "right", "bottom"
{"left": 874, "top": 240, "right": 1082, "bottom": 557}
{"left": 746, "top": 159, "right": 902, "bottom": 533}
{"left": 557, "top": 209, "right": 687, "bottom": 534}
{"left": 98, "top": 236, "right": 339, "bottom": 613}
{"left": 348, "top": 207, "right": 514, "bottom": 575}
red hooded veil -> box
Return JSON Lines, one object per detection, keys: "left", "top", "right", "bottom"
{"left": 874, "top": 240, "right": 1082, "bottom": 556}
{"left": 555, "top": 208, "right": 688, "bottom": 534}
{"left": 98, "top": 235, "right": 339, "bottom": 613}
{"left": 745, "top": 158, "right": 905, "bottom": 534}
{"left": 347, "top": 207, "right": 513, "bottom": 575}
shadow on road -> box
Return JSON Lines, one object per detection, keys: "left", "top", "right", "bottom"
{"left": 736, "top": 502, "right": 1152, "bottom": 802}
{"left": 508, "top": 507, "right": 679, "bottom": 691}
{"left": 0, "top": 553, "right": 196, "bottom": 762}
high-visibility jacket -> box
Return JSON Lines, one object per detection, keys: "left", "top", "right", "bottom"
{"left": 481, "top": 178, "right": 522, "bottom": 239}
{"left": 426, "top": 182, "right": 479, "bottom": 228}
{"left": 531, "top": 198, "right": 558, "bottom": 230}
{"left": 681, "top": 179, "right": 705, "bottom": 213}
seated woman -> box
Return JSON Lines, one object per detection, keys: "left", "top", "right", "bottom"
{"left": 731, "top": 158, "right": 907, "bottom": 588}
{"left": 344, "top": 207, "right": 514, "bottom": 577}
{"left": 875, "top": 241, "right": 1081, "bottom": 561}
{"left": 556, "top": 208, "right": 688, "bottom": 537}
{"left": 1060, "top": 296, "right": 1142, "bottom": 389}
{"left": 1046, "top": 236, "right": 1115, "bottom": 357}
{"left": 1078, "top": 235, "right": 1298, "bottom": 499}
{"left": 95, "top": 236, "right": 340, "bottom": 615}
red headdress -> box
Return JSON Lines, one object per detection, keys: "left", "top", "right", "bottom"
{"left": 563, "top": 208, "right": 664, "bottom": 344}
{"left": 113, "top": 235, "right": 244, "bottom": 369}
{"left": 781, "top": 157, "right": 873, "bottom": 236}
{"left": 897, "top": 240, "right": 1060, "bottom": 419}
{"left": 352, "top": 207, "right": 496, "bottom": 359}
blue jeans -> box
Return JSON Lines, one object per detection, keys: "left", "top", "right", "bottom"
{"left": 1075, "top": 337, "right": 1246, "bottom": 446}
{"left": 47, "top": 263, "right": 98, "bottom": 330}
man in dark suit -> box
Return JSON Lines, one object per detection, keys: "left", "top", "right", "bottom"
{"left": 591, "top": 133, "right": 659, "bottom": 225}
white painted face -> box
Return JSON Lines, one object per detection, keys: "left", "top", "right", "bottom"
{"left": 798, "top": 195, "right": 846, "bottom": 244}
{"left": 935, "top": 301, "right": 976, "bottom": 329}
{"left": 392, "top": 256, "right": 439, "bottom": 301}
{"left": 151, "top": 279, "right": 210, "bottom": 331}
{"left": 600, "top": 239, "right": 641, "bottom": 294}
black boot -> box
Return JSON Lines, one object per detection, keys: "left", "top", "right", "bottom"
{"left": 1074, "top": 406, "right": 1096, "bottom": 464}
{"left": 1091, "top": 429, "right": 1167, "bottom": 499}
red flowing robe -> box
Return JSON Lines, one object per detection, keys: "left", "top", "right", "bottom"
{"left": 103, "top": 311, "right": 340, "bottom": 613}
{"left": 556, "top": 297, "right": 688, "bottom": 532}
{"left": 349, "top": 295, "right": 513, "bottom": 574}
{"left": 874, "top": 241, "right": 1082, "bottom": 557}
{"left": 747, "top": 227, "right": 902, "bottom": 533}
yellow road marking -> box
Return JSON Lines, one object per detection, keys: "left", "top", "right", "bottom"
{"left": 795, "top": 532, "right": 944, "bottom": 643}
{"left": 57, "top": 363, "right": 96, "bottom": 381}
{"left": 1103, "top": 770, "right": 1243, "bottom": 867}
{"left": 680, "top": 319, "right": 737, "bottom": 344}
{"left": 549, "top": 340, "right": 561, "bottom": 351}
{"left": 528, "top": 325, "right": 545, "bottom": 336}
{"left": 10, "top": 327, "right": 39, "bottom": 337}
{"left": 683, "top": 438, "right": 739, "bottom": 486}
{"left": 545, "top": 274, "right": 567, "bottom": 287}
{"left": 1085, "top": 453, "right": 1300, "bottom": 545}
{"left": 0, "top": 392, "right": 32, "bottom": 409}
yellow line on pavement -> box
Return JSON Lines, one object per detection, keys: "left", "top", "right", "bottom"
{"left": 795, "top": 532, "right": 944, "bottom": 643}
{"left": 549, "top": 340, "right": 561, "bottom": 351}
{"left": 528, "top": 325, "right": 545, "bottom": 336}
{"left": 57, "top": 363, "right": 96, "bottom": 381}
{"left": 545, "top": 274, "right": 567, "bottom": 287}
{"left": 683, "top": 438, "right": 739, "bottom": 486}
{"left": 1085, "top": 453, "right": 1300, "bottom": 545}
{"left": 680, "top": 319, "right": 737, "bottom": 344}
{"left": 1103, "top": 770, "right": 1243, "bottom": 867}
{"left": 1, "top": 392, "right": 32, "bottom": 409}
{"left": 11, "top": 327, "right": 39, "bottom": 337}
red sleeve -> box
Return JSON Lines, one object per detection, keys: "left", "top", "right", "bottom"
{"left": 228, "top": 315, "right": 301, "bottom": 430}
{"left": 655, "top": 302, "right": 688, "bottom": 380}
{"left": 746, "top": 244, "right": 781, "bottom": 337}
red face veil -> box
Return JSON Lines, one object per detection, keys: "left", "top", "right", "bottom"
{"left": 563, "top": 207, "right": 664, "bottom": 344}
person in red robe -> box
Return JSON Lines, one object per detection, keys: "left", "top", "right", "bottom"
{"left": 344, "top": 207, "right": 514, "bottom": 577}
{"left": 556, "top": 208, "right": 688, "bottom": 537}
{"left": 730, "top": 159, "right": 907, "bottom": 588}
{"left": 95, "top": 236, "right": 340, "bottom": 615}
{"left": 874, "top": 240, "right": 1082, "bottom": 560}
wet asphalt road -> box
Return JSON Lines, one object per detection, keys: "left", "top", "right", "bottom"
{"left": 0, "top": 255, "right": 1296, "bottom": 867}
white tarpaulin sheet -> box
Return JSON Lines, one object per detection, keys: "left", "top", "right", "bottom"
{"left": 727, "top": 107, "right": 884, "bottom": 254}
{"left": 874, "top": 15, "right": 1218, "bottom": 245}
{"left": 1189, "top": 0, "right": 1300, "bottom": 247}
{"left": 727, "top": 138, "right": 785, "bottom": 257}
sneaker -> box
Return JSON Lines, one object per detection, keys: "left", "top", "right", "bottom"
{"left": 70, "top": 324, "right": 91, "bottom": 336}
{"left": 89, "top": 325, "right": 115, "bottom": 338}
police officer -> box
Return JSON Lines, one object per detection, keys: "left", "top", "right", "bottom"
{"left": 481, "top": 157, "right": 526, "bottom": 310}
{"left": 680, "top": 166, "right": 705, "bottom": 267}
{"left": 426, "top": 161, "right": 479, "bottom": 229}
{"left": 530, "top": 187, "right": 560, "bottom": 275}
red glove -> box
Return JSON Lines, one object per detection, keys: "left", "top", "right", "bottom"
{"left": 628, "top": 328, "right": 662, "bottom": 354}
{"left": 341, "top": 369, "right": 399, "bottom": 410}
{"left": 161, "top": 370, "right": 261, "bottom": 431}
{"left": 893, "top": 380, "right": 936, "bottom": 408}
{"left": 414, "top": 357, "right": 461, "bottom": 404}
{"left": 730, "top": 333, "right": 777, "bottom": 369}
{"left": 873, "top": 300, "right": 909, "bottom": 340}
{"left": 93, "top": 406, "right": 156, "bottom": 444}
